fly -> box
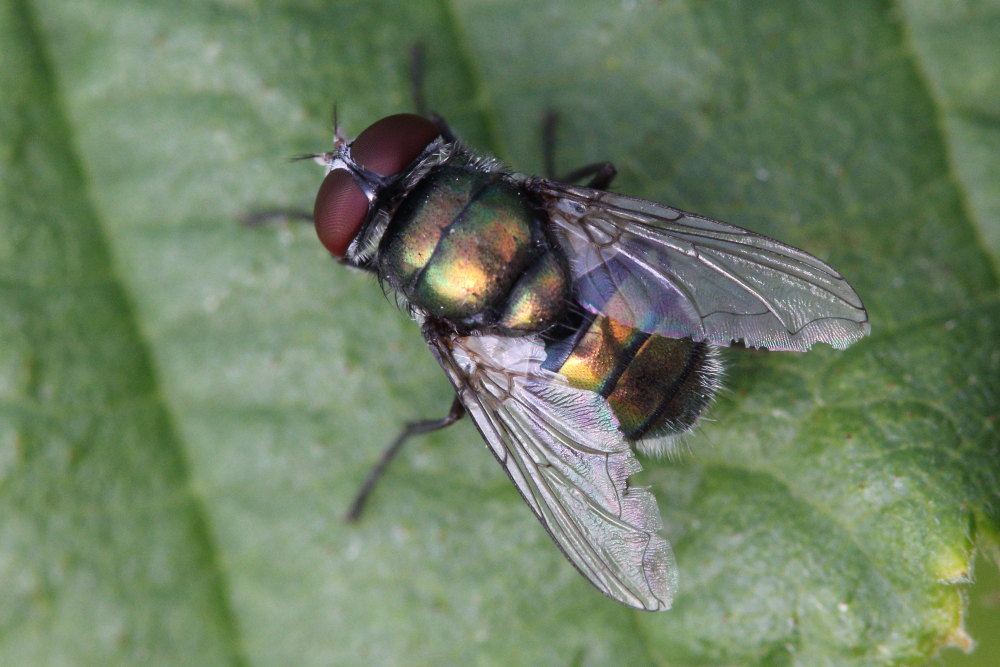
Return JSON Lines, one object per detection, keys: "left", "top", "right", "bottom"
{"left": 300, "top": 98, "right": 869, "bottom": 612}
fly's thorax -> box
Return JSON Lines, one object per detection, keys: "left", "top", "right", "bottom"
{"left": 542, "top": 312, "right": 720, "bottom": 442}
{"left": 377, "top": 165, "right": 569, "bottom": 335}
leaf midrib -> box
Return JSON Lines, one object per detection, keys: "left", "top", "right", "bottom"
{"left": 20, "top": 0, "right": 250, "bottom": 660}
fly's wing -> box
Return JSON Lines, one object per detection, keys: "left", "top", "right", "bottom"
{"left": 423, "top": 325, "right": 676, "bottom": 611}
{"left": 533, "top": 179, "right": 870, "bottom": 351}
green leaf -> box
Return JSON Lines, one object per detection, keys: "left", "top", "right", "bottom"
{"left": 2, "top": 0, "right": 997, "bottom": 664}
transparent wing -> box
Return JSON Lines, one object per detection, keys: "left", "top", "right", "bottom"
{"left": 423, "top": 325, "right": 676, "bottom": 611}
{"left": 533, "top": 179, "right": 870, "bottom": 351}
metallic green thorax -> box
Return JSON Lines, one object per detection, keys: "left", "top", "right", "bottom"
{"left": 379, "top": 166, "right": 568, "bottom": 334}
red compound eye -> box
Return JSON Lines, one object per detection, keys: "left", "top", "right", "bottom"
{"left": 350, "top": 113, "right": 440, "bottom": 177}
{"left": 313, "top": 169, "right": 369, "bottom": 257}
{"left": 313, "top": 114, "right": 439, "bottom": 257}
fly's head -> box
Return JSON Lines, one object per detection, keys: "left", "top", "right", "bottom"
{"left": 312, "top": 114, "right": 451, "bottom": 266}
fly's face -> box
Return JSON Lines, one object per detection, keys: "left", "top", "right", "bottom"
{"left": 309, "top": 112, "right": 870, "bottom": 611}
{"left": 312, "top": 113, "right": 442, "bottom": 259}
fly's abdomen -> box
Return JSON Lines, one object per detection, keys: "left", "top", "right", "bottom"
{"left": 379, "top": 166, "right": 568, "bottom": 334}
{"left": 542, "top": 312, "right": 718, "bottom": 441}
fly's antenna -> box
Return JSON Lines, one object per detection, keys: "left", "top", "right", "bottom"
{"left": 329, "top": 103, "right": 350, "bottom": 152}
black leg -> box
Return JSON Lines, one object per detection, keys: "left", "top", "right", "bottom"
{"left": 542, "top": 111, "right": 559, "bottom": 179}
{"left": 240, "top": 208, "right": 312, "bottom": 227}
{"left": 344, "top": 396, "right": 466, "bottom": 522}
{"left": 410, "top": 44, "right": 428, "bottom": 117}
{"left": 409, "top": 44, "right": 459, "bottom": 143}
{"left": 541, "top": 110, "right": 618, "bottom": 190}
{"left": 427, "top": 111, "right": 459, "bottom": 144}
{"left": 562, "top": 162, "right": 618, "bottom": 190}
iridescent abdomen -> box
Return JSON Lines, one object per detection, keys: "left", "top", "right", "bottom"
{"left": 542, "top": 313, "right": 717, "bottom": 441}
{"left": 379, "top": 166, "right": 568, "bottom": 334}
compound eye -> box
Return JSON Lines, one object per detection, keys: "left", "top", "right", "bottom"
{"left": 350, "top": 113, "right": 440, "bottom": 177}
{"left": 313, "top": 169, "right": 369, "bottom": 257}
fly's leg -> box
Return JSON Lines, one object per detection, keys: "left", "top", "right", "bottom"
{"left": 561, "top": 161, "right": 618, "bottom": 190}
{"left": 242, "top": 207, "right": 358, "bottom": 269}
{"left": 410, "top": 43, "right": 429, "bottom": 118}
{"left": 344, "top": 396, "right": 466, "bottom": 522}
{"left": 542, "top": 111, "right": 618, "bottom": 190}
{"left": 244, "top": 45, "right": 455, "bottom": 230}
{"left": 240, "top": 208, "right": 312, "bottom": 227}
{"left": 409, "top": 43, "right": 458, "bottom": 142}
{"left": 246, "top": 47, "right": 448, "bottom": 229}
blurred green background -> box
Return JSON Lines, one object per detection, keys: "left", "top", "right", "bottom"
{"left": 2, "top": 0, "right": 998, "bottom": 664}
